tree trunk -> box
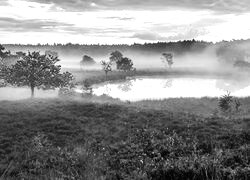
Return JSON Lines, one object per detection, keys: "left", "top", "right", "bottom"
{"left": 105, "top": 71, "right": 108, "bottom": 80}
{"left": 31, "top": 86, "right": 35, "bottom": 98}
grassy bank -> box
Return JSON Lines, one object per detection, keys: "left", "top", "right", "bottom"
{"left": 0, "top": 98, "right": 249, "bottom": 179}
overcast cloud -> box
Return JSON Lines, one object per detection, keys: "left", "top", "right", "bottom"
{"left": 0, "top": 0, "right": 249, "bottom": 44}
{"left": 26, "top": 0, "right": 250, "bottom": 13}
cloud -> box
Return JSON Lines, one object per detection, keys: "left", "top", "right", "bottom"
{"left": 131, "top": 28, "right": 208, "bottom": 41}
{"left": 102, "top": 16, "right": 135, "bottom": 21}
{"left": 0, "top": 0, "right": 8, "bottom": 6}
{"left": 24, "top": 0, "right": 250, "bottom": 13}
{"left": 131, "top": 31, "right": 166, "bottom": 41}
{"left": 166, "top": 28, "right": 208, "bottom": 41}
{"left": 0, "top": 17, "right": 74, "bottom": 32}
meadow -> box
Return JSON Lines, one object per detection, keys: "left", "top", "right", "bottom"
{"left": 0, "top": 94, "right": 249, "bottom": 179}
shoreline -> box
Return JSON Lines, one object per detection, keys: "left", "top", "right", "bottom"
{"left": 70, "top": 68, "right": 243, "bottom": 86}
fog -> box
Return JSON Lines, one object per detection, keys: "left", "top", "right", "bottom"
{"left": 1, "top": 41, "right": 250, "bottom": 101}
{"left": 58, "top": 46, "right": 226, "bottom": 73}
{"left": 0, "top": 87, "right": 58, "bottom": 101}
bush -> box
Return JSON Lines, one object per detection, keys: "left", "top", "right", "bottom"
{"left": 219, "top": 92, "right": 233, "bottom": 113}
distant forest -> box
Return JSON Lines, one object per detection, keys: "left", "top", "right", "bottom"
{"left": 2, "top": 39, "right": 250, "bottom": 67}
{"left": 3, "top": 40, "right": 212, "bottom": 57}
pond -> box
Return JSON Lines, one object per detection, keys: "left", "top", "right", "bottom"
{"left": 1, "top": 76, "right": 250, "bottom": 101}
{"left": 91, "top": 76, "right": 250, "bottom": 101}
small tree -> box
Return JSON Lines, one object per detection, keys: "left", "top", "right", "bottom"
{"left": 110, "top": 51, "right": 123, "bottom": 64}
{"left": 110, "top": 50, "right": 123, "bottom": 69}
{"left": 218, "top": 91, "right": 233, "bottom": 113}
{"left": 3, "top": 51, "right": 74, "bottom": 97}
{"left": 80, "top": 55, "right": 96, "bottom": 70}
{"left": 162, "top": 53, "right": 174, "bottom": 69}
{"left": 101, "top": 60, "right": 112, "bottom": 79}
{"left": 117, "top": 57, "right": 134, "bottom": 71}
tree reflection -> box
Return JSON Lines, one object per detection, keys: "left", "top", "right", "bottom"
{"left": 118, "top": 80, "right": 134, "bottom": 92}
{"left": 103, "top": 84, "right": 111, "bottom": 95}
{"left": 162, "top": 79, "right": 173, "bottom": 88}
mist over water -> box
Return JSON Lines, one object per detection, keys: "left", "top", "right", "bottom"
{"left": 92, "top": 76, "right": 250, "bottom": 101}
{"left": 2, "top": 41, "right": 250, "bottom": 101}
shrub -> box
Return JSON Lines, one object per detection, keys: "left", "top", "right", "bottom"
{"left": 219, "top": 92, "right": 233, "bottom": 113}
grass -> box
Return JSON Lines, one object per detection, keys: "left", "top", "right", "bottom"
{"left": 0, "top": 97, "right": 249, "bottom": 179}
{"left": 0, "top": 67, "right": 250, "bottom": 179}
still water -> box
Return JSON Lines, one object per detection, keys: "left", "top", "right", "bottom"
{"left": 92, "top": 76, "right": 250, "bottom": 101}
{"left": 1, "top": 76, "right": 250, "bottom": 101}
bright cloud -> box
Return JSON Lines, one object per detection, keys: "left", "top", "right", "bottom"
{"left": 0, "top": 0, "right": 249, "bottom": 44}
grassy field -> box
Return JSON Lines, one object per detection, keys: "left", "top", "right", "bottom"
{"left": 0, "top": 96, "right": 249, "bottom": 179}
{"left": 0, "top": 67, "right": 249, "bottom": 179}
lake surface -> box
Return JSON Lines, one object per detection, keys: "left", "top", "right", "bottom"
{"left": 92, "top": 76, "right": 250, "bottom": 101}
{"left": 1, "top": 76, "right": 250, "bottom": 101}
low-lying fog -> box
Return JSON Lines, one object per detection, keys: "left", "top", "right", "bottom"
{"left": 0, "top": 87, "right": 58, "bottom": 101}
{"left": 59, "top": 46, "right": 230, "bottom": 74}
{"left": 1, "top": 43, "right": 250, "bottom": 101}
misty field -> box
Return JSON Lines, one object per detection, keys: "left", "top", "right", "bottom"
{"left": 1, "top": 40, "right": 250, "bottom": 179}
{"left": 0, "top": 97, "right": 249, "bottom": 179}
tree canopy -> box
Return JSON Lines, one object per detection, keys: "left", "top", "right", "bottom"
{"left": 109, "top": 50, "right": 123, "bottom": 64}
{"left": 3, "top": 51, "right": 74, "bottom": 97}
{"left": 117, "top": 57, "right": 134, "bottom": 71}
{"left": 109, "top": 50, "right": 134, "bottom": 71}
{"left": 80, "top": 55, "right": 96, "bottom": 67}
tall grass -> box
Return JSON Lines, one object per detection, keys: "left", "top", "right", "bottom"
{"left": 0, "top": 98, "right": 249, "bottom": 179}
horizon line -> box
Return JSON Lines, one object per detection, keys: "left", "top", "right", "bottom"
{"left": 2, "top": 38, "right": 250, "bottom": 46}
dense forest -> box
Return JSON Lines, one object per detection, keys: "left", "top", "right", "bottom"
{"left": 2, "top": 39, "right": 250, "bottom": 69}
{"left": 3, "top": 40, "right": 211, "bottom": 56}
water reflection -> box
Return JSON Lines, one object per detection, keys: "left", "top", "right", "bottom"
{"left": 216, "top": 77, "right": 250, "bottom": 93}
{"left": 118, "top": 80, "right": 134, "bottom": 92}
{"left": 93, "top": 77, "right": 250, "bottom": 101}
{"left": 162, "top": 79, "right": 173, "bottom": 88}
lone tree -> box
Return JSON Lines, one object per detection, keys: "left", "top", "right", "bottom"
{"left": 110, "top": 50, "right": 123, "bottom": 68}
{"left": 117, "top": 57, "right": 134, "bottom": 71}
{"left": 162, "top": 53, "right": 174, "bottom": 69}
{"left": 3, "top": 51, "right": 74, "bottom": 97}
{"left": 80, "top": 55, "right": 96, "bottom": 69}
{"left": 101, "top": 60, "right": 112, "bottom": 79}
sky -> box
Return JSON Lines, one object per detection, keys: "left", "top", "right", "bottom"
{"left": 0, "top": 0, "right": 250, "bottom": 44}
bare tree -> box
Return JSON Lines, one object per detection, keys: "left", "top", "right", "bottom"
{"left": 162, "top": 53, "right": 174, "bottom": 69}
{"left": 101, "top": 60, "right": 112, "bottom": 79}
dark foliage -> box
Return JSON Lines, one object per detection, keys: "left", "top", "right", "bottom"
{"left": 3, "top": 51, "right": 74, "bottom": 97}
{"left": 0, "top": 99, "right": 249, "bottom": 179}
{"left": 117, "top": 57, "right": 134, "bottom": 71}
{"left": 219, "top": 92, "right": 233, "bottom": 113}
{"left": 80, "top": 55, "right": 96, "bottom": 67}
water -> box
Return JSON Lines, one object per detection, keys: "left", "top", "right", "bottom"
{"left": 92, "top": 76, "right": 250, "bottom": 101}
{"left": 1, "top": 76, "right": 250, "bottom": 102}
